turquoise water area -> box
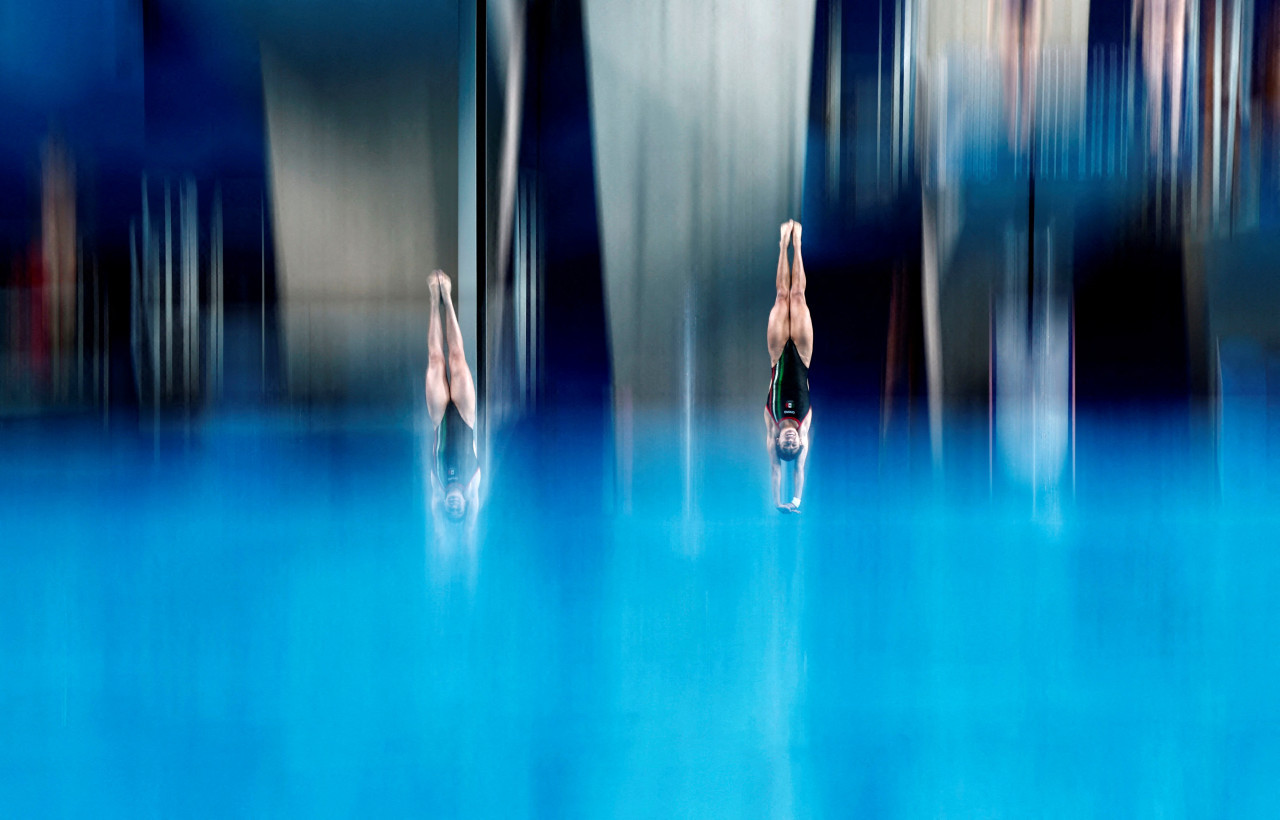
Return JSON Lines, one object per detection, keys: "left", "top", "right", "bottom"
{"left": 1, "top": 402, "right": 1276, "bottom": 817}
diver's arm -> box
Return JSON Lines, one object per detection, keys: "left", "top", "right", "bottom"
{"left": 466, "top": 470, "right": 482, "bottom": 524}
{"left": 786, "top": 414, "right": 812, "bottom": 512}
{"left": 765, "top": 411, "right": 785, "bottom": 509}
{"left": 429, "top": 469, "right": 446, "bottom": 517}
{"left": 791, "top": 446, "right": 808, "bottom": 511}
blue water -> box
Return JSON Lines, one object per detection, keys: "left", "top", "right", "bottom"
{"left": 2, "top": 403, "right": 1278, "bottom": 817}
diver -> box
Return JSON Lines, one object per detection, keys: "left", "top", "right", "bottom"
{"left": 764, "top": 220, "right": 812, "bottom": 514}
{"left": 426, "top": 270, "right": 481, "bottom": 523}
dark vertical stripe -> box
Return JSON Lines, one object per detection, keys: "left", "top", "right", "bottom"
{"left": 1028, "top": 140, "right": 1036, "bottom": 344}
{"left": 476, "top": 0, "right": 487, "bottom": 446}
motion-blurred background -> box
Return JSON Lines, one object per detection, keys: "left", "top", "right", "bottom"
{"left": 7, "top": 1, "right": 1280, "bottom": 815}
{"left": 5, "top": 0, "right": 1279, "bottom": 502}
{"left": 2, "top": 0, "right": 470, "bottom": 417}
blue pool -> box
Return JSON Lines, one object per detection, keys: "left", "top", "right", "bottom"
{"left": 2, "top": 402, "right": 1277, "bottom": 817}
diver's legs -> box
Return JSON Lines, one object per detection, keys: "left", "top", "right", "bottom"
{"left": 767, "top": 221, "right": 792, "bottom": 364}
{"left": 425, "top": 272, "right": 450, "bottom": 427}
{"left": 437, "top": 271, "right": 478, "bottom": 428}
{"left": 789, "top": 222, "right": 813, "bottom": 366}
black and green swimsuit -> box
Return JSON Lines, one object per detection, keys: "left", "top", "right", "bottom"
{"left": 767, "top": 339, "right": 810, "bottom": 426}
{"left": 435, "top": 401, "right": 479, "bottom": 488}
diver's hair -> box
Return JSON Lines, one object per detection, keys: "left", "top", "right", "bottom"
{"left": 776, "top": 442, "right": 801, "bottom": 462}
{"left": 444, "top": 487, "right": 468, "bottom": 520}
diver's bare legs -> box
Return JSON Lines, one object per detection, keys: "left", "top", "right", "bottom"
{"left": 436, "top": 271, "right": 478, "bottom": 428}
{"left": 789, "top": 221, "right": 813, "bottom": 366}
{"left": 767, "top": 221, "right": 793, "bottom": 364}
{"left": 425, "top": 272, "right": 450, "bottom": 427}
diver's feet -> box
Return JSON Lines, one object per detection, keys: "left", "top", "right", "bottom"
{"left": 780, "top": 220, "right": 792, "bottom": 248}
{"left": 428, "top": 269, "right": 442, "bottom": 300}
{"left": 790, "top": 220, "right": 802, "bottom": 247}
{"left": 437, "top": 270, "right": 453, "bottom": 300}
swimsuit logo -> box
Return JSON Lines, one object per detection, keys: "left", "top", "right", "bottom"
{"left": 785, "top": 401, "right": 794, "bottom": 410}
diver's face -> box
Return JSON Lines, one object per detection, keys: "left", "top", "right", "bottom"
{"left": 778, "top": 428, "right": 801, "bottom": 456}
{"left": 444, "top": 489, "right": 467, "bottom": 520}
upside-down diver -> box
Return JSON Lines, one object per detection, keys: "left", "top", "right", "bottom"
{"left": 426, "top": 270, "right": 481, "bottom": 523}
{"left": 764, "top": 220, "right": 812, "bottom": 514}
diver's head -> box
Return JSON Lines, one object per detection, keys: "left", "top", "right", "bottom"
{"left": 444, "top": 485, "right": 468, "bottom": 520}
{"left": 776, "top": 426, "right": 802, "bottom": 461}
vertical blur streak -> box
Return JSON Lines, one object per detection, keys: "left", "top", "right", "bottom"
{"left": 513, "top": 178, "right": 536, "bottom": 405}
{"left": 41, "top": 136, "right": 77, "bottom": 403}
{"left": 144, "top": 180, "right": 158, "bottom": 410}
{"left": 75, "top": 241, "right": 83, "bottom": 400}
{"left": 212, "top": 186, "right": 224, "bottom": 397}
{"left": 486, "top": 0, "right": 528, "bottom": 429}
{"left": 181, "top": 177, "right": 198, "bottom": 404}
{"left": 1226, "top": 0, "right": 1242, "bottom": 221}
{"left": 921, "top": 198, "right": 944, "bottom": 466}
{"left": 130, "top": 219, "right": 140, "bottom": 402}
{"left": 529, "top": 181, "right": 540, "bottom": 400}
{"left": 1213, "top": 0, "right": 1223, "bottom": 222}
{"left": 892, "top": 0, "right": 903, "bottom": 179}
{"left": 584, "top": 0, "right": 816, "bottom": 425}
{"left": 995, "top": 225, "right": 1069, "bottom": 520}
{"left": 261, "top": 195, "right": 266, "bottom": 393}
{"left": 913, "top": 0, "right": 1088, "bottom": 479}
{"left": 493, "top": 0, "right": 526, "bottom": 402}
{"left": 878, "top": 0, "right": 885, "bottom": 191}
{"left": 459, "top": 0, "right": 479, "bottom": 390}
{"left": 826, "top": 0, "right": 842, "bottom": 201}
{"left": 901, "top": 0, "right": 916, "bottom": 187}
{"left": 1189, "top": 0, "right": 1201, "bottom": 225}
{"left": 514, "top": 187, "right": 525, "bottom": 402}
{"left": 682, "top": 286, "right": 693, "bottom": 521}
{"left": 496, "top": 5, "right": 525, "bottom": 277}
{"left": 99, "top": 257, "right": 109, "bottom": 421}
{"left": 126, "top": 176, "right": 226, "bottom": 411}
{"left": 164, "top": 181, "right": 173, "bottom": 398}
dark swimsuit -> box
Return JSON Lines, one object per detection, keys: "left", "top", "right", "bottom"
{"left": 767, "top": 338, "right": 810, "bottom": 426}
{"left": 435, "top": 401, "right": 479, "bottom": 488}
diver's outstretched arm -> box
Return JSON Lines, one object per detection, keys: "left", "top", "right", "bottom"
{"left": 790, "top": 447, "right": 808, "bottom": 512}
{"left": 765, "top": 409, "right": 784, "bottom": 509}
